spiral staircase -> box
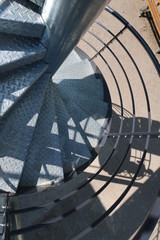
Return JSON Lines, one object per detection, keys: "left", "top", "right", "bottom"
{"left": 0, "top": 0, "right": 160, "bottom": 239}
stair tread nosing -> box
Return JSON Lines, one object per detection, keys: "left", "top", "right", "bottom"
{"left": 0, "top": 33, "right": 46, "bottom": 73}
{"left": 53, "top": 88, "right": 92, "bottom": 173}
{"left": 0, "top": 0, "right": 45, "bottom": 38}
{"left": 19, "top": 81, "right": 64, "bottom": 187}
{"left": 0, "top": 73, "right": 50, "bottom": 193}
{"left": 0, "top": 61, "right": 48, "bottom": 118}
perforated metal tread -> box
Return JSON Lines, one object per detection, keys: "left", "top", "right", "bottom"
{"left": 54, "top": 87, "right": 92, "bottom": 173}
{"left": 0, "top": 73, "right": 50, "bottom": 193}
{"left": 19, "top": 80, "right": 64, "bottom": 187}
{"left": 0, "top": 0, "right": 45, "bottom": 38}
{"left": 29, "top": 0, "right": 44, "bottom": 7}
{"left": 0, "top": 33, "right": 46, "bottom": 73}
{"left": 0, "top": 61, "right": 48, "bottom": 118}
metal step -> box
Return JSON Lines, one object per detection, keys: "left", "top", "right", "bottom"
{"left": 9, "top": 136, "right": 114, "bottom": 212}
{"left": 54, "top": 77, "right": 104, "bottom": 100}
{"left": 0, "top": 73, "right": 50, "bottom": 193}
{"left": 0, "top": 0, "right": 45, "bottom": 38}
{"left": 63, "top": 101, "right": 105, "bottom": 149}
{"left": 55, "top": 50, "right": 82, "bottom": 73}
{"left": 54, "top": 88, "right": 92, "bottom": 173}
{"left": 52, "top": 59, "right": 95, "bottom": 81}
{"left": 19, "top": 80, "right": 64, "bottom": 187}
{"left": 58, "top": 90, "right": 108, "bottom": 127}
{"left": 29, "top": 0, "right": 44, "bottom": 7}
{"left": 0, "top": 61, "right": 48, "bottom": 118}
{"left": 0, "top": 33, "right": 46, "bottom": 73}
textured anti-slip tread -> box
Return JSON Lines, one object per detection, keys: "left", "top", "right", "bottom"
{"left": 0, "top": 0, "right": 45, "bottom": 38}
{"left": 52, "top": 59, "right": 95, "bottom": 80}
{"left": 19, "top": 80, "right": 64, "bottom": 187}
{"left": 55, "top": 50, "right": 82, "bottom": 73}
{"left": 0, "top": 33, "right": 46, "bottom": 73}
{"left": 29, "top": 0, "right": 44, "bottom": 7}
{"left": 0, "top": 61, "right": 48, "bottom": 118}
{"left": 53, "top": 77, "right": 104, "bottom": 100}
{"left": 60, "top": 100, "right": 105, "bottom": 149}
{"left": 59, "top": 90, "right": 108, "bottom": 127}
{"left": 54, "top": 87, "right": 92, "bottom": 173}
{"left": 0, "top": 73, "right": 50, "bottom": 193}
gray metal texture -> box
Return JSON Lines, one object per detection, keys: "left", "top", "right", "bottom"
{"left": 41, "top": 0, "right": 111, "bottom": 75}
{"left": 19, "top": 80, "right": 64, "bottom": 187}
{"left": 0, "top": 61, "right": 48, "bottom": 118}
{"left": 52, "top": 59, "right": 95, "bottom": 81}
{"left": 56, "top": 50, "right": 82, "bottom": 74}
{"left": 0, "top": 73, "right": 49, "bottom": 193}
{"left": 53, "top": 86, "right": 91, "bottom": 173}
{"left": 29, "top": 0, "right": 44, "bottom": 7}
{"left": 57, "top": 90, "right": 108, "bottom": 123}
{"left": 61, "top": 100, "right": 105, "bottom": 149}
{"left": 54, "top": 77, "right": 104, "bottom": 101}
{"left": 0, "top": 195, "right": 7, "bottom": 235}
{"left": 0, "top": 0, "right": 45, "bottom": 38}
{"left": 0, "top": 33, "right": 46, "bottom": 73}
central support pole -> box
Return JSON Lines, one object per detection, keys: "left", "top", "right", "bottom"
{"left": 41, "top": 0, "right": 111, "bottom": 75}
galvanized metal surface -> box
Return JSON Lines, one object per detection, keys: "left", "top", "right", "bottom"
{"left": 19, "top": 80, "right": 64, "bottom": 187}
{"left": 0, "top": 0, "right": 45, "bottom": 38}
{"left": 41, "top": 0, "right": 111, "bottom": 75}
{"left": 55, "top": 78, "right": 104, "bottom": 101}
{"left": 52, "top": 59, "right": 96, "bottom": 80}
{"left": 54, "top": 86, "right": 92, "bottom": 173}
{"left": 62, "top": 101, "right": 105, "bottom": 149}
{"left": 0, "top": 61, "right": 48, "bottom": 117}
{"left": 0, "top": 74, "right": 50, "bottom": 193}
{"left": 0, "top": 2, "right": 158, "bottom": 240}
{"left": 0, "top": 33, "right": 46, "bottom": 73}
{"left": 29, "top": 0, "right": 44, "bottom": 7}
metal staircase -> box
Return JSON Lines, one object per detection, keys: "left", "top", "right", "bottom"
{"left": 0, "top": 0, "right": 159, "bottom": 239}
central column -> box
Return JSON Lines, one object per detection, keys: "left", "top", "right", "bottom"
{"left": 41, "top": 0, "right": 111, "bottom": 75}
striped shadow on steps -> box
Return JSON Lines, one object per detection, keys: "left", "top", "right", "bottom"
{"left": 0, "top": 73, "right": 50, "bottom": 193}
{"left": 0, "top": 33, "right": 46, "bottom": 73}
{"left": 0, "top": 61, "right": 48, "bottom": 118}
{"left": 0, "top": 0, "right": 45, "bottom": 38}
{"left": 19, "top": 80, "right": 64, "bottom": 187}
{"left": 53, "top": 87, "right": 92, "bottom": 173}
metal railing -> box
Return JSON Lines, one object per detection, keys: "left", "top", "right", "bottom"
{"left": 8, "top": 6, "right": 160, "bottom": 240}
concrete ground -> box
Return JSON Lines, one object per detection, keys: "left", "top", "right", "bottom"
{"left": 109, "top": 3, "right": 160, "bottom": 239}
{"left": 111, "top": 0, "right": 160, "bottom": 63}
{"left": 78, "top": 0, "right": 160, "bottom": 239}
